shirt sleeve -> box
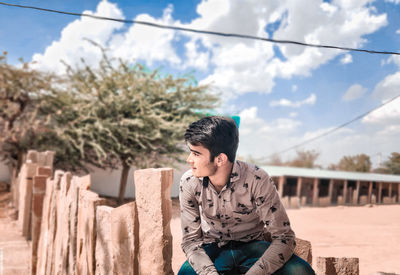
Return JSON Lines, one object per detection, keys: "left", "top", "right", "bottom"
{"left": 179, "top": 176, "right": 219, "bottom": 275}
{"left": 246, "top": 174, "right": 296, "bottom": 275}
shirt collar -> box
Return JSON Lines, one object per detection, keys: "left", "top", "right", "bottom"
{"left": 201, "top": 160, "right": 241, "bottom": 187}
{"left": 229, "top": 160, "right": 241, "bottom": 183}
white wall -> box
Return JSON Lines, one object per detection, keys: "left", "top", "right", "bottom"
{"left": 0, "top": 160, "right": 11, "bottom": 183}
{"left": 88, "top": 162, "right": 189, "bottom": 199}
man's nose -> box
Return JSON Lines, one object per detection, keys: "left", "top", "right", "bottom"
{"left": 186, "top": 154, "right": 193, "bottom": 164}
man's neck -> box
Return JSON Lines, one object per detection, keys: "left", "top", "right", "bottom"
{"left": 208, "top": 161, "right": 234, "bottom": 193}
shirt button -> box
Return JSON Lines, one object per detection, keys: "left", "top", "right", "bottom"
{"left": 218, "top": 195, "right": 221, "bottom": 199}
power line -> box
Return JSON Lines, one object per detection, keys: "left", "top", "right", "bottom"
{"left": 1, "top": 1, "right": 400, "bottom": 56}
{"left": 269, "top": 94, "right": 400, "bottom": 157}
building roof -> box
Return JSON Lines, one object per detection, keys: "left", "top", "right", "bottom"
{"left": 261, "top": 165, "right": 400, "bottom": 183}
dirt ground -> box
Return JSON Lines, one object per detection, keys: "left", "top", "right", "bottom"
{"left": 171, "top": 199, "right": 400, "bottom": 275}
{"left": 0, "top": 192, "right": 30, "bottom": 275}
{"left": 1, "top": 192, "right": 399, "bottom": 275}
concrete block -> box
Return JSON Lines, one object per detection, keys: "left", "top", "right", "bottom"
{"left": 134, "top": 168, "right": 174, "bottom": 275}
{"left": 316, "top": 257, "right": 359, "bottom": 275}
{"left": 294, "top": 238, "right": 312, "bottom": 265}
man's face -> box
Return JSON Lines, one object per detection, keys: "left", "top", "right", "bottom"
{"left": 186, "top": 143, "right": 218, "bottom": 178}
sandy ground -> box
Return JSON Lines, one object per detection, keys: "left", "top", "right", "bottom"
{"left": 171, "top": 199, "right": 400, "bottom": 275}
{"left": 0, "top": 192, "right": 30, "bottom": 275}
{"left": 1, "top": 192, "right": 399, "bottom": 274}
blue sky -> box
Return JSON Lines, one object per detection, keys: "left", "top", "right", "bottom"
{"left": 1, "top": 0, "right": 400, "bottom": 168}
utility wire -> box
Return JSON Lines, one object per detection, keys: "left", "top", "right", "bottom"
{"left": 270, "top": 94, "right": 400, "bottom": 157}
{"left": 1, "top": 1, "right": 400, "bottom": 56}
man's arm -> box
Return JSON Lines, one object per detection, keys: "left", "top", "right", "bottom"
{"left": 179, "top": 176, "right": 218, "bottom": 275}
{"left": 246, "top": 174, "right": 296, "bottom": 275}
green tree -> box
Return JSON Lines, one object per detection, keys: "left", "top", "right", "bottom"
{"left": 337, "top": 154, "right": 371, "bottom": 172}
{"left": 0, "top": 52, "right": 55, "bottom": 173}
{"left": 57, "top": 49, "right": 218, "bottom": 203}
{"left": 382, "top": 152, "right": 400, "bottom": 175}
{"left": 288, "top": 149, "right": 320, "bottom": 168}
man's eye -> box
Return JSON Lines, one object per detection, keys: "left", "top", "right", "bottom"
{"left": 193, "top": 152, "right": 199, "bottom": 156}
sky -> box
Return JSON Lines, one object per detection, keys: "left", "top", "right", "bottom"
{"left": 1, "top": 0, "right": 400, "bottom": 169}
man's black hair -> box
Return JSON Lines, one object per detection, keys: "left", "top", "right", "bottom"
{"left": 184, "top": 116, "right": 239, "bottom": 163}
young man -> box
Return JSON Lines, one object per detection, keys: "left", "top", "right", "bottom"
{"left": 178, "top": 116, "right": 314, "bottom": 275}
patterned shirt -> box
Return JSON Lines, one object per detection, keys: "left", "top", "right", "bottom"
{"left": 179, "top": 160, "right": 296, "bottom": 275}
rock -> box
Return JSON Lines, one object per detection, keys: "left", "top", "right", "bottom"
{"left": 316, "top": 257, "right": 359, "bottom": 275}
{"left": 76, "top": 189, "right": 107, "bottom": 275}
{"left": 294, "top": 238, "right": 313, "bottom": 265}
{"left": 31, "top": 175, "right": 50, "bottom": 275}
{"left": 134, "top": 168, "right": 174, "bottom": 275}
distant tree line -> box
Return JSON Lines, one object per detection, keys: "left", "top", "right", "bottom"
{"left": 0, "top": 49, "right": 218, "bottom": 203}
{"left": 241, "top": 150, "right": 400, "bottom": 175}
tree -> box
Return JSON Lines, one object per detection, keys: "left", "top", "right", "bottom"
{"left": 288, "top": 150, "right": 320, "bottom": 168}
{"left": 56, "top": 49, "right": 218, "bottom": 203}
{"left": 0, "top": 52, "right": 56, "bottom": 174}
{"left": 382, "top": 152, "right": 400, "bottom": 175}
{"left": 337, "top": 154, "right": 371, "bottom": 172}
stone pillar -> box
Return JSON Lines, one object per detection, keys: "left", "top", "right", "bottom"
{"left": 353, "top": 181, "right": 360, "bottom": 205}
{"left": 312, "top": 178, "right": 319, "bottom": 206}
{"left": 18, "top": 162, "right": 38, "bottom": 239}
{"left": 316, "top": 257, "right": 359, "bottom": 275}
{"left": 343, "top": 180, "right": 348, "bottom": 204}
{"left": 53, "top": 172, "right": 72, "bottom": 275}
{"left": 134, "top": 168, "right": 174, "bottom": 275}
{"left": 278, "top": 176, "right": 285, "bottom": 198}
{"left": 328, "top": 179, "right": 334, "bottom": 205}
{"left": 378, "top": 182, "right": 382, "bottom": 203}
{"left": 296, "top": 177, "right": 302, "bottom": 198}
{"left": 294, "top": 238, "right": 312, "bottom": 265}
{"left": 31, "top": 167, "right": 52, "bottom": 275}
{"left": 95, "top": 202, "right": 139, "bottom": 275}
{"left": 368, "top": 181, "right": 373, "bottom": 204}
{"left": 76, "top": 190, "right": 107, "bottom": 275}
{"left": 388, "top": 182, "right": 392, "bottom": 198}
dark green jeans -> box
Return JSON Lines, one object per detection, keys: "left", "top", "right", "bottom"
{"left": 178, "top": 240, "right": 315, "bottom": 275}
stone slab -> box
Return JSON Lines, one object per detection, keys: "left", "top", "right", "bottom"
{"left": 294, "top": 238, "right": 312, "bottom": 265}
{"left": 76, "top": 189, "right": 107, "bottom": 275}
{"left": 111, "top": 201, "right": 139, "bottom": 275}
{"left": 316, "top": 257, "right": 359, "bottom": 275}
{"left": 135, "top": 168, "right": 174, "bottom": 275}
{"left": 31, "top": 175, "right": 49, "bottom": 275}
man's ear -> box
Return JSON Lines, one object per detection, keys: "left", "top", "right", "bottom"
{"left": 215, "top": 153, "right": 228, "bottom": 166}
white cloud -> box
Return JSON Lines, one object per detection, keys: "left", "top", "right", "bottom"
{"left": 237, "top": 106, "right": 397, "bottom": 168}
{"left": 363, "top": 71, "right": 400, "bottom": 124}
{"left": 289, "top": 112, "right": 298, "bottom": 118}
{"left": 31, "top": 0, "right": 388, "bottom": 98}
{"left": 340, "top": 54, "right": 353, "bottom": 64}
{"left": 396, "top": 29, "right": 400, "bottom": 34}
{"left": 32, "top": 0, "right": 125, "bottom": 73}
{"left": 270, "top": 93, "right": 316, "bottom": 107}
{"left": 291, "top": 85, "right": 298, "bottom": 92}
{"left": 383, "top": 55, "right": 400, "bottom": 67}
{"left": 342, "top": 84, "right": 367, "bottom": 101}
